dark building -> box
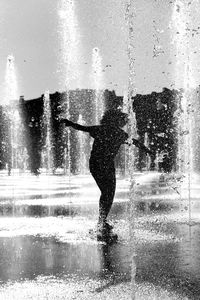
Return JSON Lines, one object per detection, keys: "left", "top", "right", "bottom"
{"left": 0, "top": 87, "right": 181, "bottom": 174}
{"left": 132, "top": 88, "right": 179, "bottom": 172}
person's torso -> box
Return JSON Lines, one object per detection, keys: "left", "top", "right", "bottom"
{"left": 90, "top": 125, "right": 128, "bottom": 162}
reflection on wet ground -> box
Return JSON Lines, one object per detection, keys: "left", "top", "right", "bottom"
{"left": 0, "top": 172, "right": 199, "bottom": 298}
{"left": 0, "top": 235, "right": 130, "bottom": 282}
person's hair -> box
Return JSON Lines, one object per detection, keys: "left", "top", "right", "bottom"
{"left": 100, "top": 109, "right": 128, "bottom": 126}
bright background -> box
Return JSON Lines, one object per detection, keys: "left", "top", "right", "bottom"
{"left": 0, "top": 0, "right": 200, "bottom": 100}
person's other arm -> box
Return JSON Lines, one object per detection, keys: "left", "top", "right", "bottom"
{"left": 125, "top": 137, "right": 153, "bottom": 155}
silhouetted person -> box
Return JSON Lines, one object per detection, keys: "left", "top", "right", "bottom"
{"left": 60, "top": 109, "right": 151, "bottom": 241}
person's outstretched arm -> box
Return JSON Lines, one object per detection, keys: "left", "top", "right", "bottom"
{"left": 60, "top": 118, "right": 90, "bottom": 132}
{"left": 125, "top": 138, "right": 153, "bottom": 155}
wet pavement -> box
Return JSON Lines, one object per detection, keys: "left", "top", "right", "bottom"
{"left": 0, "top": 171, "right": 199, "bottom": 299}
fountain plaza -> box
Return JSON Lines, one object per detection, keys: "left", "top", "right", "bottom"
{"left": 0, "top": 166, "right": 198, "bottom": 299}
{"left": 1, "top": 3, "right": 200, "bottom": 296}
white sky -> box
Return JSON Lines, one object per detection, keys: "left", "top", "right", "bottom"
{"left": 0, "top": 0, "right": 200, "bottom": 100}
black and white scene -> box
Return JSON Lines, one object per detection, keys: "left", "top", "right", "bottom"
{"left": 0, "top": 0, "right": 200, "bottom": 299}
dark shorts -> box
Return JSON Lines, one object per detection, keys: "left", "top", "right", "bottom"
{"left": 89, "top": 158, "right": 115, "bottom": 176}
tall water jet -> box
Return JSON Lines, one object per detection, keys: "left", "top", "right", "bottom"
{"left": 92, "top": 47, "right": 105, "bottom": 124}
{"left": 125, "top": 1, "right": 137, "bottom": 298}
{"left": 57, "top": 0, "right": 81, "bottom": 174}
{"left": 42, "top": 91, "right": 54, "bottom": 173}
{"left": 171, "top": 1, "right": 194, "bottom": 175}
{"left": 170, "top": 0, "right": 200, "bottom": 225}
{"left": 4, "top": 55, "right": 23, "bottom": 174}
{"left": 76, "top": 114, "right": 87, "bottom": 174}
{"left": 4, "top": 55, "right": 18, "bottom": 106}
{"left": 122, "top": 90, "right": 129, "bottom": 176}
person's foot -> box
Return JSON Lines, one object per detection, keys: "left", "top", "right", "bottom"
{"left": 89, "top": 222, "right": 117, "bottom": 243}
{"left": 104, "top": 221, "right": 114, "bottom": 231}
{"left": 97, "top": 230, "right": 118, "bottom": 243}
{"left": 96, "top": 221, "right": 117, "bottom": 242}
{"left": 97, "top": 221, "right": 113, "bottom": 233}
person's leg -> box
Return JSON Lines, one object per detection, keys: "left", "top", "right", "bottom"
{"left": 91, "top": 169, "right": 116, "bottom": 225}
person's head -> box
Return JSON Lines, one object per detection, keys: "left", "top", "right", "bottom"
{"left": 100, "top": 109, "right": 128, "bottom": 128}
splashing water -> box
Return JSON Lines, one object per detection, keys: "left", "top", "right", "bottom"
{"left": 92, "top": 47, "right": 105, "bottom": 124}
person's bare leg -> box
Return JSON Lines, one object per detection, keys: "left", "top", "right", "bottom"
{"left": 98, "top": 177, "right": 116, "bottom": 224}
